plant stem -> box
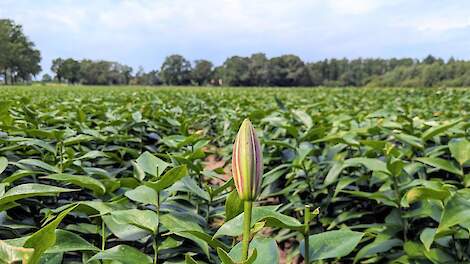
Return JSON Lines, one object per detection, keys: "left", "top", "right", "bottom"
{"left": 101, "top": 219, "right": 106, "bottom": 251}
{"left": 304, "top": 205, "right": 311, "bottom": 264}
{"left": 391, "top": 173, "right": 407, "bottom": 241}
{"left": 242, "top": 200, "right": 253, "bottom": 261}
{"left": 154, "top": 191, "right": 160, "bottom": 264}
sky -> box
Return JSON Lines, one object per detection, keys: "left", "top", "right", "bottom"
{"left": 2, "top": 0, "right": 470, "bottom": 75}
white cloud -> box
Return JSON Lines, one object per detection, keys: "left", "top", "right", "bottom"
{"left": 2, "top": 0, "right": 470, "bottom": 73}
{"left": 326, "top": 0, "right": 387, "bottom": 15}
{"left": 408, "top": 17, "right": 470, "bottom": 32}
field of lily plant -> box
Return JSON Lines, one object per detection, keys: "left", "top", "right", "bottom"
{"left": 0, "top": 85, "right": 470, "bottom": 264}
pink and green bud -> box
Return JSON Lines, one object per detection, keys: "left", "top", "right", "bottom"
{"left": 232, "top": 119, "right": 263, "bottom": 201}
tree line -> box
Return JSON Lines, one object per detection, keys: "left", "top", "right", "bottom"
{"left": 4, "top": 19, "right": 470, "bottom": 87}
{"left": 47, "top": 54, "right": 470, "bottom": 87}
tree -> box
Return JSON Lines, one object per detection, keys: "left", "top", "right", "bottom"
{"left": 192, "top": 60, "right": 213, "bottom": 85}
{"left": 160, "top": 54, "right": 192, "bottom": 85}
{"left": 41, "top": 73, "right": 52, "bottom": 83}
{"left": 61, "top": 58, "right": 81, "bottom": 84}
{"left": 222, "top": 56, "right": 251, "bottom": 86}
{"left": 0, "top": 19, "right": 41, "bottom": 84}
{"left": 51, "top": 58, "right": 64, "bottom": 82}
{"left": 423, "top": 55, "right": 437, "bottom": 65}
{"left": 269, "top": 55, "right": 310, "bottom": 86}
{"left": 248, "top": 53, "right": 270, "bottom": 86}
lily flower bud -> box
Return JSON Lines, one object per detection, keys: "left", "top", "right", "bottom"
{"left": 232, "top": 119, "right": 263, "bottom": 201}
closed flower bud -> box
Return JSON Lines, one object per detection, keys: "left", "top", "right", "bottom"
{"left": 232, "top": 119, "right": 263, "bottom": 201}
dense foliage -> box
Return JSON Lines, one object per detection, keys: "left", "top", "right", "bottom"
{"left": 0, "top": 86, "right": 469, "bottom": 264}
{"left": 48, "top": 54, "right": 470, "bottom": 88}
{"left": 0, "top": 19, "right": 41, "bottom": 84}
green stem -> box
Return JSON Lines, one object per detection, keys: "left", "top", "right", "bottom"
{"left": 242, "top": 201, "right": 253, "bottom": 261}
{"left": 391, "top": 173, "right": 407, "bottom": 241}
{"left": 101, "top": 219, "right": 106, "bottom": 251}
{"left": 154, "top": 191, "right": 160, "bottom": 264}
{"left": 304, "top": 205, "right": 311, "bottom": 264}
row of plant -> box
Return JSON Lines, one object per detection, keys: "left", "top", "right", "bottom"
{"left": 0, "top": 86, "right": 469, "bottom": 263}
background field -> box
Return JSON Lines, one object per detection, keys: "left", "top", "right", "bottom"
{"left": 0, "top": 86, "right": 470, "bottom": 263}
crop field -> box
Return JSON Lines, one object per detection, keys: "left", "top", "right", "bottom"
{"left": 0, "top": 86, "right": 470, "bottom": 264}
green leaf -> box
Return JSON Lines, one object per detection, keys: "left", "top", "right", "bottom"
{"left": 229, "top": 237, "right": 276, "bottom": 264}
{"left": 344, "top": 158, "right": 388, "bottom": 173}
{"left": 40, "top": 253, "right": 63, "bottom": 264}
{"left": 182, "top": 230, "right": 229, "bottom": 252}
{"left": 131, "top": 161, "right": 146, "bottom": 181}
{"left": 102, "top": 215, "right": 148, "bottom": 241}
{"left": 24, "top": 204, "right": 78, "bottom": 264}
{"left": 0, "top": 240, "right": 34, "bottom": 264}
{"left": 160, "top": 213, "right": 209, "bottom": 257}
{"left": 215, "top": 207, "right": 303, "bottom": 238}
{"left": 437, "top": 192, "right": 470, "bottom": 233}
{"left": 0, "top": 183, "right": 76, "bottom": 206}
{"left": 46, "top": 230, "right": 99, "bottom": 253}
{"left": 395, "top": 133, "right": 424, "bottom": 149}
{"left": 420, "top": 228, "right": 436, "bottom": 251}
{"left": 87, "top": 245, "right": 152, "bottom": 264}
{"left": 421, "top": 119, "right": 462, "bottom": 141}
{"left": 2, "top": 170, "right": 39, "bottom": 184}
{"left": 449, "top": 139, "right": 470, "bottom": 166}
{"left": 217, "top": 247, "right": 257, "bottom": 264}
{"left": 136, "top": 151, "right": 169, "bottom": 177}
{"left": 292, "top": 110, "right": 313, "bottom": 129}
{"left": 125, "top": 185, "right": 159, "bottom": 206}
{"left": 300, "top": 230, "right": 364, "bottom": 261}
{"left": 185, "top": 254, "right": 199, "bottom": 264}
{"left": 217, "top": 248, "right": 236, "bottom": 264}
{"left": 160, "top": 237, "right": 183, "bottom": 250}
{"left": 111, "top": 209, "right": 158, "bottom": 235}
{"left": 76, "top": 150, "right": 109, "bottom": 160}
{"left": 402, "top": 187, "right": 451, "bottom": 207}
{"left": 42, "top": 173, "right": 106, "bottom": 195}
{"left": 225, "top": 190, "right": 244, "bottom": 221}
{"left": 145, "top": 165, "right": 188, "bottom": 192}
{"left": 324, "top": 161, "right": 344, "bottom": 186}
{"left": 17, "top": 159, "right": 59, "bottom": 173}
{"left": 354, "top": 237, "right": 402, "bottom": 263}
{"left": 0, "top": 157, "right": 7, "bottom": 175}
{"left": 416, "top": 157, "right": 463, "bottom": 176}
{"left": 181, "top": 176, "right": 210, "bottom": 201}
{"left": 343, "top": 190, "right": 398, "bottom": 207}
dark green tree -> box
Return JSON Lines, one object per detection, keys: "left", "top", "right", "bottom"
{"left": 0, "top": 19, "right": 41, "bottom": 84}
{"left": 248, "top": 53, "right": 270, "bottom": 86}
{"left": 269, "top": 55, "right": 310, "bottom": 86}
{"left": 51, "top": 58, "right": 64, "bottom": 82}
{"left": 61, "top": 58, "right": 81, "bottom": 84}
{"left": 160, "top": 54, "right": 192, "bottom": 85}
{"left": 222, "top": 56, "right": 251, "bottom": 86}
{"left": 192, "top": 59, "right": 213, "bottom": 85}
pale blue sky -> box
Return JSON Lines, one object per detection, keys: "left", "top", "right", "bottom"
{"left": 2, "top": 0, "right": 470, "bottom": 75}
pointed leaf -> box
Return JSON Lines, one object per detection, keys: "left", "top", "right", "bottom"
{"left": 42, "top": 174, "right": 106, "bottom": 195}
{"left": 449, "top": 139, "right": 470, "bottom": 166}
{"left": 0, "top": 157, "right": 7, "bottom": 175}
{"left": 416, "top": 157, "right": 462, "bottom": 176}
{"left": 0, "top": 184, "right": 76, "bottom": 206}
{"left": 88, "top": 245, "right": 152, "bottom": 264}
{"left": 300, "top": 230, "right": 364, "bottom": 261}
{"left": 125, "top": 185, "right": 158, "bottom": 206}
{"left": 24, "top": 205, "right": 78, "bottom": 264}
{"left": 136, "top": 151, "right": 169, "bottom": 177}
{"left": 145, "top": 165, "right": 188, "bottom": 192}
{"left": 111, "top": 209, "right": 158, "bottom": 235}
